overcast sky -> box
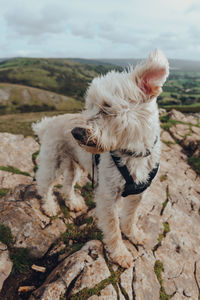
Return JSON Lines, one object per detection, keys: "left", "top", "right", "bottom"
{"left": 0, "top": 0, "right": 200, "bottom": 60}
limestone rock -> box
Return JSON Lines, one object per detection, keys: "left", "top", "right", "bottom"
{"left": 0, "top": 170, "right": 33, "bottom": 189}
{"left": 0, "top": 184, "right": 66, "bottom": 257}
{"left": 169, "top": 123, "right": 190, "bottom": 141}
{"left": 1, "top": 114, "right": 200, "bottom": 299}
{"left": 0, "top": 242, "right": 13, "bottom": 291}
{"left": 0, "top": 133, "right": 39, "bottom": 175}
{"left": 88, "top": 285, "right": 118, "bottom": 300}
{"left": 182, "top": 133, "right": 200, "bottom": 154}
{"left": 31, "top": 241, "right": 111, "bottom": 300}
{"left": 169, "top": 109, "right": 198, "bottom": 125}
{"left": 71, "top": 241, "right": 110, "bottom": 294}
{"left": 133, "top": 253, "right": 160, "bottom": 300}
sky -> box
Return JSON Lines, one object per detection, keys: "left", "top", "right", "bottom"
{"left": 0, "top": 0, "right": 200, "bottom": 60}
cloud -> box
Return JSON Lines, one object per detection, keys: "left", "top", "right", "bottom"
{"left": 3, "top": 2, "right": 68, "bottom": 37}
{"left": 186, "top": 3, "right": 200, "bottom": 13}
{"left": 0, "top": 0, "right": 200, "bottom": 59}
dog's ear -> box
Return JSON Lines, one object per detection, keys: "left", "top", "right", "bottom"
{"left": 134, "top": 49, "right": 169, "bottom": 100}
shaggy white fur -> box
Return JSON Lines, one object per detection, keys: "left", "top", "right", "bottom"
{"left": 32, "top": 49, "right": 169, "bottom": 268}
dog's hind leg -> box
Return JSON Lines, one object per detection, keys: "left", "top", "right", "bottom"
{"left": 62, "top": 161, "right": 87, "bottom": 212}
{"left": 95, "top": 191, "right": 133, "bottom": 268}
{"left": 120, "top": 194, "right": 143, "bottom": 244}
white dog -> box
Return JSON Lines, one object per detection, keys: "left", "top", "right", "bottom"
{"left": 32, "top": 50, "right": 169, "bottom": 268}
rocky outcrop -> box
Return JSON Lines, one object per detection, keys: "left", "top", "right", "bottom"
{"left": 0, "top": 111, "right": 200, "bottom": 299}
{"left": 0, "top": 242, "right": 12, "bottom": 291}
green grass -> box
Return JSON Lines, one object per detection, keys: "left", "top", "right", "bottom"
{"left": 0, "top": 110, "right": 81, "bottom": 137}
{"left": 0, "top": 165, "right": 31, "bottom": 176}
{"left": 0, "top": 224, "right": 32, "bottom": 274}
{"left": 188, "top": 156, "right": 200, "bottom": 175}
{"left": 61, "top": 221, "right": 103, "bottom": 247}
{"left": 0, "top": 224, "right": 14, "bottom": 247}
{"left": 154, "top": 260, "right": 173, "bottom": 300}
{"left": 9, "top": 248, "right": 31, "bottom": 274}
{"left": 79, "top": 182, "right": 96, "bottom": 209}
{"left": 0, "top": 188, "right": 9, "bottom": 198}
{"left": 160, "top": 104, "right": 200, "bottom": 113}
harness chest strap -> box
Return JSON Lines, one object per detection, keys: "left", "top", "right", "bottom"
{"left": 110, "top": 153, "right": 159, "bottom": 197}
{"left": 92, "top": 149, "right": 159, "bottom": 196}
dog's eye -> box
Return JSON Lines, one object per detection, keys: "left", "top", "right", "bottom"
{"left": 101, "top": 109, "right": 109, "bottom": 115}
{"left": 103, "top": 102, "right": 111, "bottom": 108}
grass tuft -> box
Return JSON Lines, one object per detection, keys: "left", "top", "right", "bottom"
{"left": 0, "top": 165, "right": 31, "bottom": 177}
{"left": 9, "top": 248, "right": 31, "bottom": 274}
{"left": 0, "top": 223, "right": 14, "bottom": 247}
{"left": 188, "top": 156, "right": 200, "bottom": 175}
{"left": 0, "top": 188, "right": 10, "bottom": 198}
{"left": 154, "top": 260, "right": 173, "bottom": 300}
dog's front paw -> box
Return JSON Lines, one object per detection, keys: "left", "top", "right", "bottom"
{"left": 109, "top": 245, "right": 133, "bottom": 268}
{"left": 42, "top": 200, "right": 60, "bottom": 217}
{"left": 66, "top": 193, "right": 87, "bottom": 212}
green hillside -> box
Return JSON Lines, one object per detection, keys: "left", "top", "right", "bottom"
{"left": 0, "top": 58, "right": 122, "bottom": 100}
{"left": 157, "top": 70, "right": 200, "bottom": 111}
{"left": 0, "top": 83, "right": 83, "bottom": 115}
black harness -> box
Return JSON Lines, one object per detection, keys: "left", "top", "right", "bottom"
{"left": 92, "top": 138, "right": 159, "bottom": 197}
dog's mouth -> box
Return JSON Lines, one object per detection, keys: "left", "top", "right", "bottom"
{"left": 71, "top": 127, "right": 104, "bottom": 154}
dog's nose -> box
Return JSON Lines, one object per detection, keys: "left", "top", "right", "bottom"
{"left": 71, "top": 127, "right": 87, "bottom": 143}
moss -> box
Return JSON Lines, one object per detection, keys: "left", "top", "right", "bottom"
{"left": 80, "top": 182, "right": 96, "bottom": 209}
{"left": 0, "top": 188, "right": 9, "bottom": 198}
{"left": 9, "top": 247, "right": 31, "bottom": 274}
{"left": 153, "top": 222, "right": 170, "bottom": 252}
{"left": 0, "top": 224, "right": 14, "bottom": 247}
{"left": 160, "top": 114, "right": 200, "bottom": 132}
{"left": 84, "top": 217, "right": 93, "bottom": 225}
{"left": 70, "top": 270, "right": 121, "bottom": 300}
{"left": 0, "top": 224, "right": 32, "bottom": 274}
{"left": 32, "top": 150, "right": 39, "bottom": 162}
{"left": 0, "top": 165, "right": 31, "bottom": 177}
{"left": 59, "top": 201, "right": 70, "bottom": 218}
{"left": 163, "top": 222, "right": 170, "bottom": 235}
{"left": 154, "top": 260, "right": 173, "bottom": 300}
{"left": 62, "top": 221, "right": 103, "bottom": 245}
{"left": 55, "top": 184, "right": 63, "bottom": 189}
{"left": 161, "top": 140, "right": 175, "bottom": 148}
{"left": 188, "top": 156, "right": 200, "bottom": 175}
{"left": 160, "top": 174, "right": 168, "bottom": 182}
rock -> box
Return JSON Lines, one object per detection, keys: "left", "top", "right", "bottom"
{"left": 71, "top": 241, "right": 110, "bottom": 294}
{"left": 0, "top": 184, "right": 66, "bottom": 257}
{"left": 88, "top": 285, "right": 118, "bottom": 300}
{"left": 0, "top": 124, "right": 200, "bottom": 299}
{"left": 133, "top": 252, "right": 160, "bottom": 300}
{"left": 0, "top": 242, "right": 13, "bottom": 291}
{"left": 159, "top": 108, "right": 167, "bottom": 116}
{"left": 31, "top": 241, "right": 111, "bottom": 299}
{"left": 169, "top": 124, "right": 190, "bottom": 141}
{"left": 0, "top": 133, "right": 39, "bottom": 176}
{"left": 169, "top": 109, "right": 198, "bottom": 125}
{"left": 182, "top": 133, "right": 200, "bottom": 154}
{"left": 0, "top": 170, "right": 33, "bottom": 189}
{"left": 161, "top": 130, "right": 175, "bottom": 144}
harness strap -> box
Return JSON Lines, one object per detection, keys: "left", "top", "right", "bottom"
{"left": 111, "top": 152, "right": 159, "bottom": 197}
{"left": 92, "top": 154, "right": 100, "bottom": 189}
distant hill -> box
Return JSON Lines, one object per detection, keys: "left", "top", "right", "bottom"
{"left": 0, "top": 58, "right": 122, "bottom": 101}
{"left": 72, "top": 58, "right": 200, "bottom": 72}
{"left": 0, "top": 83, "right": 83, "bottom": 115}
{"left": 96, "top": 58, "right": 200, "bottom": 72}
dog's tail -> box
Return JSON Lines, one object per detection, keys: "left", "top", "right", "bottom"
{"left": 32, "top": 117, "right": 53, "bottom": 141}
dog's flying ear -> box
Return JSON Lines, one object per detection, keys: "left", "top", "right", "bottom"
{"left": 134, "top": 49, "right": 169, "bottom": 100}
